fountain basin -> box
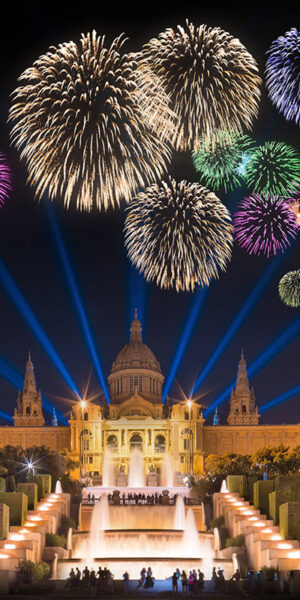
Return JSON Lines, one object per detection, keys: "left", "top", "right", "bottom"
{"left": 79, "top": 503, "right": 204, "bottom": 531}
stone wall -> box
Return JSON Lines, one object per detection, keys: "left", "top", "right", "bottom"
{"left": 0, "top": 504, "right": 9, "bottom": 539}
{"left": 203, "top": 424, "right": 300, "bottom": 456}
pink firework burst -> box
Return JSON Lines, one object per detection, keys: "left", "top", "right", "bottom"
{"left": 234, "top": 193, "right": 298, "bottom": 257}
{"left": 0, "top": 153, "right": 12, "bottom": 206}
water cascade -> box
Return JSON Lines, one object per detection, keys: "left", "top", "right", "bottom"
{"left": 102, "top": 449, "right": 115, "bottom": 487}
{"left": 55, "top": 480, "right": 62, "bottom": 494}
{"left": 161, "top": 453, "right": 173, "bottom": 487}
{"left": 87, "top": 494, "right": 110, "bottom": 562}
{"left": 173, "top": 495, "right": 186, "bottom": 530}
{"left": 220, "top": 479, "right": 229, "bottom": 493}
{"left": 128, "top": 448, "right": 145, "bottom": 487}
{"left": 183, "top": 508, "right": 201, "bottom": 558}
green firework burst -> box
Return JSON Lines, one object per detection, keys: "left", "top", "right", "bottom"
{"left": 279, "top": 270, "right": 300, "bottom": 307}
{"left": 192, "top": 130, "right": 256, "bottom": 193}
{"left": 245, "top": 141, "right": 300, "bottom": 196}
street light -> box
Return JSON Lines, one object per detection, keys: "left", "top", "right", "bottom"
{"left": 80, "top": 400, "right": 86, "bottom": 478}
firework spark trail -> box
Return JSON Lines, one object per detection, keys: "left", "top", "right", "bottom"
{"left": 9, "top": 31, "right": 175, "bottom": 211}
{"left": 234, "top": 194, "right": 298, "bottom": 257}
{"left": 125, "top": 178, "right": 233, "bottom": 292}
{"left": 139, "top": 21, "right": 261, "bottom": 150}
{"left": 192, "top": 130, "right": 256, "bottom": 193}
{"left": 279, "top": 270, "right": 300, "bottom": 307}
{"left": 265, "top": 28, "right": 300, "bottom": 126}
{"left": 0, "top": 153, "right": 12, "bottom": 206}
{"left": 244, "top": 141, "right": 300, "bottom": 196}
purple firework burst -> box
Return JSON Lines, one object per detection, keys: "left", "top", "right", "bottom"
{"left": 265, "top": 28, "right": 300, "bottom": 126}
{"left": 0, "top": 152, "right": 12, "bottom": 206}
{"left": 234, "top": 194, "right": 298, "bottom": 257}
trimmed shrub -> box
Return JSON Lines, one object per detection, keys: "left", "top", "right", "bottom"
{"left": 57, "top": 514, "right": 76, "bottom": 536}
{"left": 226, "top": 475, "right": 247, "bottom": 497}
{"left": 34, "top": 561, "right": 51, "bottom": 580}
{"left": 253, "top": 480, "right": 274, "bottom": 516}
{"left": 0, "top": 492, "right": 27, "bottom": 526}
{"left": 209, "top": 515, "right": 224, "bottom": 530}
{"left": 45, "top": 533, "right": 66, "bottom": 549}
{"left": 225, "top": 534, "right": 245, "bottom": 548}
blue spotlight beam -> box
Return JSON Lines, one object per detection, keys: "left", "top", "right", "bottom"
{"left": 192, "top": 253, "right": 286, "bottom": 395}
{"left": 260, "top": 385, "right": 300, "bottom": 413}
{"left": 204, "top": 314, "right": 300, "bottom": 417}
{"left": 0, "top": 259, "right": 80, "bottom": 399}
{"left": 45, "top": 203, "right": 109, "bottom": 403}
{"left": 163, "top": 287, "right": 209, "bottom": 401}
{"left": 0, "top": 356, "right": 68, "bottom": 425}
{"left": 128, "top": 263, "right": 146, "bottom": 331}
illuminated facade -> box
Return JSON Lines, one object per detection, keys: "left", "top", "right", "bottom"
{"left": 1, "top": 311, "right": 300, "bottom": 477}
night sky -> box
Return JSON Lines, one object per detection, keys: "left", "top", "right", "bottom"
{"left": 0, "top": 1, "right": 299, "bottom": 426}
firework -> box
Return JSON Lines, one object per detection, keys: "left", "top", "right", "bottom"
{"left": 244, "top": 141, "right": 300, "bottom": 196}
{"left": 234, "top": 194, "right": 298, "bottom": 257}
{"left": 279, "top": 270, "right": 300, "bottom": 307}
{"left": 265, "top": 28, "right": 300, "bottom": 126}
{"left": 0, "top": 153, "right": 12, "bottom": 206}
{"left": 192, "top": 130, "right": 256, "bottom": 193}
{"left": 139, "top": 21, "right": 261, "bottom": 151}
{"left": 9, "top": 31, "right": 175, "bottom": 211}
{"left": 124, "top": 178, "right": 233, "bottom": 292}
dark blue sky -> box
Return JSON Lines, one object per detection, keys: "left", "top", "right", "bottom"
{"left": 0, "top": 1, "right": 298, "bottom": 426}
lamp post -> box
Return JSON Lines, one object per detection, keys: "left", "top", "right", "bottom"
{"left": 187, "top": 399, "right": 192, "bottom": 475}
{"left": 80, "top": 400, "right": 86, "bottom": 478}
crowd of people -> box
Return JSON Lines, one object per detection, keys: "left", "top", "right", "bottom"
{"left": 64, "top": 564, "right": 295, "bottom": 596}
{"left": 64, "top": 566, "right": 114, "bottom": 596}
{"left": 83, "top": 492, "right": 194, "bottom": 505}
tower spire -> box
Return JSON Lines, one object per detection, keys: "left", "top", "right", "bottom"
{"left": 23, "top": 351, "right": 37, "bottom": 395}
{"left": 227, "top": 349, "right": 260, "bottom": 425}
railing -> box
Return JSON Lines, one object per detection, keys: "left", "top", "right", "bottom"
{"left": 154, "top": 445, "right": 166, "bottom": 453}
{"left": 81, "top": 495, "right": 200, "bottom": 506}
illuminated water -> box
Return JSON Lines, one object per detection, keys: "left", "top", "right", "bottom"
{"left": 128, "top": 448, "right": 145, "bottom": 487}
{"left": 55, "top": 481, "right": 62, "bottom": 494}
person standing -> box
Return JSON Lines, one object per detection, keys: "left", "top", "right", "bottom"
{"left": 123, "top": 571, "right": 129, "bottom": 595}
{"left": 172, "top": 572, "right": 178, "bottom": 594}
{"left": 181, "top": 570, "right": 187, "bottom": 594}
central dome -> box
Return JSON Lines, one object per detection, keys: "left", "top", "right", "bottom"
{"left": 111, "top": 310, "right": 161, "bottom": 374}
{"left": 108, "top": 310, "right": 164, "bottom": 404}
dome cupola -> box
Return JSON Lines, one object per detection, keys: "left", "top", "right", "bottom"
{"left": 108, "top": 309, "right": 164, "bottom": 405}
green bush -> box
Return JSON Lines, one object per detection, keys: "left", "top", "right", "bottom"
{"left": 45, "top": 533, "right": 66, "bottom": 548}
{"left": 34, "top": 561, "right": 51, "bottom": 580}
{"left": 57, "top": 514, "right": 76, "bottom": 536}
{"left": 209, "top": 515, "right": 224, "bottom": 530}
{"left": 225, "top": 534, "right": 245, "bottom": 548}
{"left": 260, "top": 566, "right": 277, "bottom": 582}
{"left": 18, "top": 559, "right": 36, "bottom": 583}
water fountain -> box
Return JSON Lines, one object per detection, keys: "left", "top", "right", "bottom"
{"left": 173, "top": 495, "right": 185, "bottom": 530}
{"left": 220, "top": 479, "right": 229, "bottom": 493}
{"left": 161, "top": 453, "right": 173, "bottom": 487}
{"left": 128, "top": 448, "right": 145, "bottom": 487}
{"left": 57, "top": 453, "right": 234, "bottom": 581}
{"left": 102, "top": 449, "right": 115, "bottom": 487}
{"left": 55, "top": 480, "right": 62, "bottom": 494}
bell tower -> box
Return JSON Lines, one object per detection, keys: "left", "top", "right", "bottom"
{"left": 14, "top": 353, "right": 45, "bottom": 426}
{"left": 227, "top": 350, "right": 260, "bottom": 425}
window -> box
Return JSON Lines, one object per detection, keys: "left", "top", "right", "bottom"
{"left": 139, "top": 376, "right": 142, "bottom": 393}
{"left": 180, "top": 456, "right": 184, "bottom": 463}
{"left": 130, "top": 376, "right": 133, "bottom": 393}
{"left": 134, "top": 376, "right": 138, "bottom": 390}
{"left": 183, "top": 439, "right": 190, "bottom": 450}
{"left": 154, "top": 435, "right": 166, "bottom": 453}
{"left": 107, "top": 435, "right": 118, "bottom": 453}
{"left": 130, "top": 433, "right": 143, "bottom": 451}
{"left": 89, "top": 456, "right": 93, "bottom": 464}
{"left": 83, "top": 439, "right": 89, "bottom": 451}
{"left": 184, "top": 411, "right": 189, "bottom": 420}
{"left": 26, "top": 407, "right": 30, "bottom": 415}
{"left": 242, "top": 405, "right": 247, "bottom": 414}
{"left": 84, "top": 412, "right": 88, "bottom": 421}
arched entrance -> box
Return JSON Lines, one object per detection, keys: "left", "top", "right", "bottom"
{"left": 130, "top": 433, "right": 143, "bottom": 452}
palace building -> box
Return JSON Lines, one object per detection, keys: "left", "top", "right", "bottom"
{"left": 2, "top": 311, "right": 300, "bottom": 479}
